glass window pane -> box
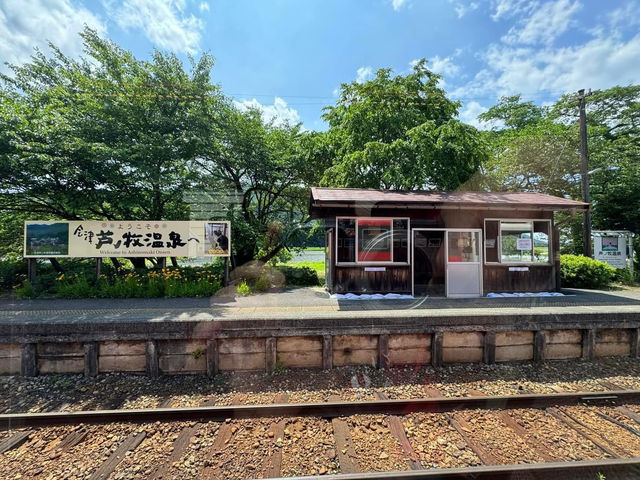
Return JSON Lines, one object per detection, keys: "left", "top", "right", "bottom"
{"left": 533, "top": 221, "right": 550, "bottom": 263}
{"left": 393, "top": 219, "right": 408, "bottom": 263}
{"left": 337, "top": 218, "right": 356, "bottom": 263}
{"left": 358, "top": 219, "right": 391, "bottom": 262}
{"left": 501, "top": 221, "right": 533, "bottom": 262}
{"left": 447, "top": 231, "right": 479, "bottom": 262}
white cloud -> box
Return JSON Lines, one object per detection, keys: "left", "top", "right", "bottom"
{"left": 608, "top": 1, "right": 640, "bottom": 30}
{"left": 391, "top": 0, "right": 408, "bottom": 11}
{"left": 234, "top": 97, "right": 302, "bottom": 127}
{"left": 106, "top": 0, "right": 204, "bottom": 54}
{"left": 430, "top": 56, "right": 460, "bottom": 77}
{"left": 356, "top": 66, "right": 374, "bottom": 83}
{"left": 199, "top": 1, "right": 209, "bottom": 12}
{"left": 0, "top": 0, "right": 106, "bottom": 72}
{"left": 459, "top": 101, "right": 489, "bottom": 129}
{"left": 449, "top": 1, "right": 479, "bottom": 18}
{"left": 454, "top": 33, "right": 640, "bottom": 101}
{"left": 490, "top": 0, "right": 535, "bottom": 20}
{"left": 502, "top": 0, "right": 581, "bottom": 46}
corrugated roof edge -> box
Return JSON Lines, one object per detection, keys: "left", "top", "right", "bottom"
{"left": 310, "top": 187, "right": 589, "bottom": 209}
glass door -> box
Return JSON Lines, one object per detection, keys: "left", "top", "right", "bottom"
{"left": 413, "top": 230, "right": 446, "bottom": 297}
{"left": 446, "top": 230, "right": 482, "bottom": 297}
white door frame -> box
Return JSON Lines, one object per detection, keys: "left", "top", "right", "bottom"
{"left": 412, "top": 228, "right": 483, "bottom": 298}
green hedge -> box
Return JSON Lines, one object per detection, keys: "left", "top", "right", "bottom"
{"left": 14, "top": 264, "right": 223, "bottom": 299}
{"left": 560, "top": 254, "right": 616, "bottom": 289}
{"left": 277, "top": 265, "right": 320, "bottom": 286}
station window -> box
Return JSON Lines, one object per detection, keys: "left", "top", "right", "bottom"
{"left": 336, "top": 217, "right": 409, "bottom": 264}
{"left": 485, "top": 219, "right": 551, "bottom": 264}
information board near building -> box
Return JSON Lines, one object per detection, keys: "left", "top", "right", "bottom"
{"left": 593, "top": 231, "right": 633, "bottom": 270}
{"left": 24, "top": 220, "right": 231, "bottom": 258}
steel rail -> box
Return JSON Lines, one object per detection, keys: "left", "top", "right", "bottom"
{"left": 269, "top": 457, "right": 640, "bottom": 480}
{"left": 2, "top": 390, "right": 640, "bottom": 430}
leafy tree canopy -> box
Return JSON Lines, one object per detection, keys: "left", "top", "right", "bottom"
{"left": 318, "top": 59, "right": 488, "bottom": 190}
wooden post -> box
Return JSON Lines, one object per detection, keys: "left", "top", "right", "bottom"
{"left": 582, "top": 329, "right": 596, "bottom": 360}
{"left": 146, "top": 340, "right": 159, "bottom": 378}
{"left": 158, "top": 257, "right": 167, "bottom": 269}
{"left": 265, "top": 337, "right": 277, "bottom": 373}
{"left": 322, "top": 335, "right": 333, "bottom": 370}
{"left": 21, "top": 343, "right": 37, "bottom": 377}
{"left": 223, "top": 257, "right": 230, "bottom": 287}
{"left": 378, "top": 334, "right": 390, "bottom": 370}
{"left": 84, "top": 342, "right": 98, "bottom": 377}
{"left": 95, "top": 258, "right": 102, "bottom": 282}
{"left": 534, "top": 331, "right": 546, "bottom": 363}
{"left": 630, "top": 328, "right": 640, "bottom": 359}
{"left": 206, "top": 339, "right": 219, "bottom": 377}
{"left": 170, "top": 257, "right": 178, "bottom": 267}
{"left": 431, "top": 332, "right": 443, "bottom": 368}
{"left": 483, "top": 332, "right": 496, "bottom": 365}
{"left": 27, "top": 258, "right": 37, "bottom": 284}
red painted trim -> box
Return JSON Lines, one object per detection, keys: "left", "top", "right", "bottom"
{"left": 357, "top": 219, "right": 391, "bottom": 227}
{"left": 358, "top": 251, "right": 391, "bottom": 262}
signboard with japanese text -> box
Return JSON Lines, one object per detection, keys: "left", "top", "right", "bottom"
{"left": 516, "top": 238, "right": 532, "bottom": 251}
{"left": 24, "top": 220, "right": 231, "bottom": 258}
{"left": 594, "top": 234, "right": 626, "bottom": 269}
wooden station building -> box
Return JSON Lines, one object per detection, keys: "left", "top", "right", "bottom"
{"left": 310, "top": 187, "right": 589, "bottom": 297}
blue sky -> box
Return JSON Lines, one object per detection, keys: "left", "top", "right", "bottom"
{"left": 2, "top": 0, "right": 640, "bottom": 130}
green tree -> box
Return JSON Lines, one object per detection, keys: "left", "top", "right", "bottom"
{"left": 318, "top": 59, "right": 488, "bottom": 190}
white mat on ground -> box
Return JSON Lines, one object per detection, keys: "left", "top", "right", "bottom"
{"left": 486, "top": 292, "right": 564, "bottom": 298}
{"left": 330, "top": 293, "right": 414, "bottom": 300}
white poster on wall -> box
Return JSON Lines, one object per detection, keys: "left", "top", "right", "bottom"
{"left": 516, "top": 238, "right": 532, "bottom": 251}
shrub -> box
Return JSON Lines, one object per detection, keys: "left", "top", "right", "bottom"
{"left": 14, "top": 279, "right": 37, "bottom": 299}
{"left": 277, "top": 265, "right": 319, "bottom": 286}
{"left": 0, "top": 258, "right": 25, "bottom": 290}
{"left": 613, "top": 267, "right": 635, "bottom": 285}
{"left": 56, "top": 274, "right": 97, "bottom": 298}
{"left": 236, "top": 281, "right": 251, "bottom": 296}
{"left": 560, "top": 254, "right": 616, "bottom": 289}
{"left": 253, "top": 274, "right": 272, "bottom": 292}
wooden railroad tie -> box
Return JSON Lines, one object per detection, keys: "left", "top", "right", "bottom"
{"left": 375, "top": 391, "right": 423, "bottom": 470}
{"left": 328, "top": 394, "right": 361, "bottom": 474}
{"left": 264, "top": 393, "right": 290, "bottom": 478}
{"left": 150, "top": 396, "right": 216, "bottom": 480}
{"left": 89, "top": 430, "right": 146, "bottom": 480}
{"left": 0, "top": 430, "right": 33, "bottom": 454}
{"left": 466, "top": 387, "right": 558, "bottom": 462}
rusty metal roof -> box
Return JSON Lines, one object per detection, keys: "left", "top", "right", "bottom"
{"left": 310, "top": 187, "right": 589, "bottom": 210}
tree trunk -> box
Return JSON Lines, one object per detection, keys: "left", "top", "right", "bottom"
{"left": 129, "top": 257, "right": 146, "bottom": 269}
{"left": 258, "top": 244, "right": 285, "bottom": 264}
{"left": 48, "top": 258, "right": 63, "bottom": 273}
{"left": 111, "top": 258, "right": 122, "bottom": 271}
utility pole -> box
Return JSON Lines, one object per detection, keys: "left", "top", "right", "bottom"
{"left": 578, "top": 88, "right": 592, "bottom": 258}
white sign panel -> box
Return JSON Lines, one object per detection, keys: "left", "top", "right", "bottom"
{"left": 594, "top": 235, "right": 627, "bottom": 269}
{"left": 24, "top": 220, "right": 230, "bottom": 258}
{"left": 516, "top": 238, "right": 532, "bottom": 251}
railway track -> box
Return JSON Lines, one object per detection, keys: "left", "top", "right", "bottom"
{"left": 2, "top": 388, "right": 640, "bottom": 479}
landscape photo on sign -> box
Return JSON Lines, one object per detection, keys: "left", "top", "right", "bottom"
{"left": 602, "top": 237, "right": 619, "bottom": 251}
{"left": 204, "top": 222, "right": 230, "bottom": 256}
{"left": 25, "top": 222, "right": 69, "bottom": 256}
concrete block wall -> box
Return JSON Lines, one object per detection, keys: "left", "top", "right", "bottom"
{"left": 4, "top": 326, "right": 639, "bottom": 377}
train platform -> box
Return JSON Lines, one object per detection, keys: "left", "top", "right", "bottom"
{"left": 1, "top": 287, "right": 639, "bottom": 377}
{"left": 1, "top": 287, "right": 640, "bottom": 324}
